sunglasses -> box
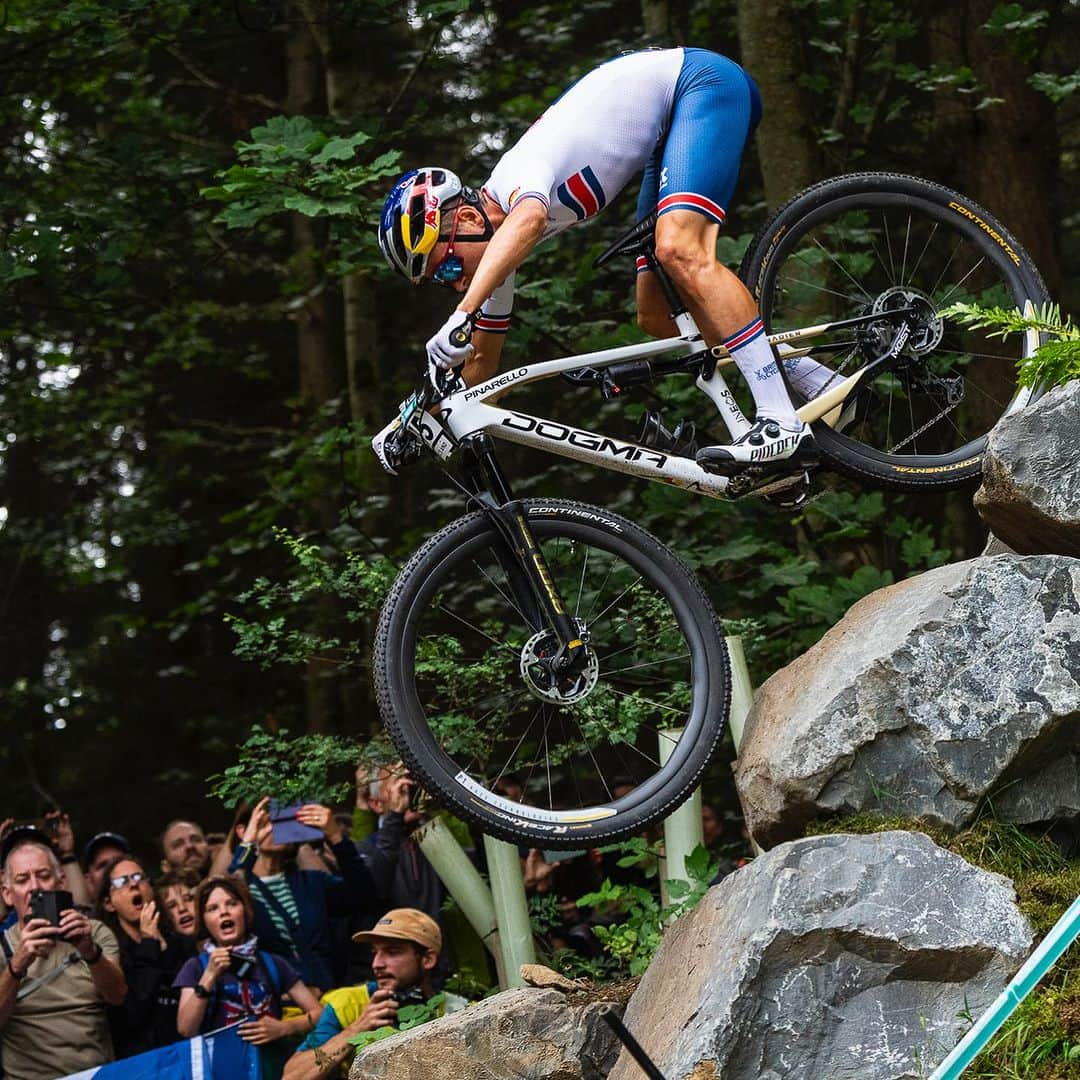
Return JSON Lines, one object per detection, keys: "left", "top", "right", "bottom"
{"left": 110, "top": 871, "right": 145, "bottom": 891}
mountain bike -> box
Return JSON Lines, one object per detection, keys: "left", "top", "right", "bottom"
{"left": 370, "top": 172, "right": 1049, "bottom": 848}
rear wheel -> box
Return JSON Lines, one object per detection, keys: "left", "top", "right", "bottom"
{"left": 739, "top": 172, "right": 1050, "bottom": 489}
{"left": 374, "top": 500, "right": 730, "bottom": 847}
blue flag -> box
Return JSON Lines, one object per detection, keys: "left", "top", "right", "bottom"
{"left": 61, "top": 1024, "right": 260, "bottom": 1080}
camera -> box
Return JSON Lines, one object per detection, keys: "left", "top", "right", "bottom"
{"left": 229, "top": 955, "right": 256, "bottom": 980}
{"left": 390, "top": 985, "right": 427, "bottom": 1007}
{"left": 29, "top": 889, "right": 74, "bottom": 927}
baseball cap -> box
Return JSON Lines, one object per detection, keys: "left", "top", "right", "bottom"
{"left": 352, "top": 908, "right": 441, "bottom": 953}
{"left": 83, "top": 831, "right": 130, "bottom": 866}
{"left": 1, "top": 826, "right": 58, "bottom": 870}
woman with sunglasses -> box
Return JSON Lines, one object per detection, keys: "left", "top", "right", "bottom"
{"left": 98, "top": 853, "right": 194, "bottom": 1058}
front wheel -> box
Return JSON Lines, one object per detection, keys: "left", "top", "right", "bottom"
{"left": 739, "top": 172, "right": 1050, "bottom": 489}
{"left": 374, "top": 499, "right": 730, "bottom": 848}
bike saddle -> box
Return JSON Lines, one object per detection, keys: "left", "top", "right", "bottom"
{"left": 594, "top": 210, "right": 658, "bottom": 268}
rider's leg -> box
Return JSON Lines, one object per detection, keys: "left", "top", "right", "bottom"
{"left": 636, "top": 269, "right": 676, "bottom": 338}
{"left": 653, "top": 210, "right": 800, "bottom": 428}
{"left": 649, "top": 50, "right": 820, "bottom": 471}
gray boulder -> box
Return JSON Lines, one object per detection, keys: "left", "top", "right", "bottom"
{"left": 350, "top": 987, "right": 621, "bottom": 1080}
{"left": 975, "top": 379, "right": 1080, "bottom": 556}
{"left": 609, "top": 831, "right": 1033, "bottom": 1080}
{"left": 734, "top": 554, "right": 1080, "bottom": 847}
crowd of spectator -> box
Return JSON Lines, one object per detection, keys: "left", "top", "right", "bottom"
{"left": 0, "top": 765, "right": 749, "bottom": 1080}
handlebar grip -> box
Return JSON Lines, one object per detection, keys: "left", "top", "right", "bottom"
{"left": 449, "top": 321, "right": 474, "bottom": 348}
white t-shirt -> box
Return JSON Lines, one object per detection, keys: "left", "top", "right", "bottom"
{"left": 476, "top": 48, "right": 685, "bottom": 328}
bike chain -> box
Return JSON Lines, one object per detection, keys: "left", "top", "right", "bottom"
{"left": 887, "top": 397, "right": 962, "bottom": 453}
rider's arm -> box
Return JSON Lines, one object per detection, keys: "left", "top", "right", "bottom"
{"left": 455, "top": 198, "right": 548, "bottom": 318}
{"left": 464, "top": 331, "right": 506, "bottom": 386}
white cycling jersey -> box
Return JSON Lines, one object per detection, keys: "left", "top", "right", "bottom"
{"left": 475, "top": 48, "right": 685, "bottom": 333}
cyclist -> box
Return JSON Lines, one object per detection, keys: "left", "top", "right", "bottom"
{"left": 378, "top": 47, "right": 833, "bottom": 474}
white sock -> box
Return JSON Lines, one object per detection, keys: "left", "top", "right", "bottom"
{"left": 782, "top": 356, "right": 839, "bottom": 399}
{"left": 723, "top": 317, "right": 800, "bottom": 429}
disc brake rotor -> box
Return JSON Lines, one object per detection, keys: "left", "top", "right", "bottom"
{"left": 871, "top": 286, "right": 944, "bottom": 355}
{"left": 520, "top": 620, "right": 598, "bottom": 705}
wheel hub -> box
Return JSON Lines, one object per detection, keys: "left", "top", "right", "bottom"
{"left": 871, "top": 286, "right": 943, "bottom": 355}
{"left": 520, "top": 621, "right": 598, "bottom": 705}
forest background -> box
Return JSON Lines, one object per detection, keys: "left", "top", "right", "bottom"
{"left": 1, "top": 0, "right": 1077, "bottom": 855}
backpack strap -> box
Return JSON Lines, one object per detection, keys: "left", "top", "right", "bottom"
{"left": 259, "top": 951, "right": 283, "bottom": 997}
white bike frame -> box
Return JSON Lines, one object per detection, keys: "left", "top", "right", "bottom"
{"left": 409, "top": 311, "right": 871, "bottom": 499}
{"left": 376, "top": 302, "right": 1041, "bottom": 492}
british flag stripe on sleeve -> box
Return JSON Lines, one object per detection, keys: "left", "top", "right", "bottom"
{"left": 476, "top": 311, "right": 512, "bottom": 334}
{"left": 555, "top": 166, "right": 607, "bottom": 221}
{"left": 657, "top": 191, "right": 726, "bottom": 225}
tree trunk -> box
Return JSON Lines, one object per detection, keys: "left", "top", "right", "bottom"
{"left": 297, "top": 0, "right": 385, "bottom": 436}
{"left": 928, "top": 2, "right": 1061, "bottom": 293}
{"left": 736, "top": 0, "right": 819, "bottom": 210}
{"left": 962, "top": 0, "right": 1061, "bottom": 294}
{"left": 642, "top": 0, "right": 669, "bottom": 41}
{"left": 285, "top": 15, "right": 343, "bottom": 734}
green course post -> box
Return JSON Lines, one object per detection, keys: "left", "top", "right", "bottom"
{"left": 482, "top": 834, "right": 536, "bottom": 988}
{"left": 658, "top": 727, "right": 704, "bottom": 909}
{"left": 415, "top": 816, "right": 507, "bottom": 986}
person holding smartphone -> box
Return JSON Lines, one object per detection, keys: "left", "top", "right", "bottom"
{"left": 0, "top": 828, "right": 127, "bottom": 1080}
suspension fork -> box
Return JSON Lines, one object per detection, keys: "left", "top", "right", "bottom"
{"left": 460, "top": 434, "right": 588, "bottom": 660}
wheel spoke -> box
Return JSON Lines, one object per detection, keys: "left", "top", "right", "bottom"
{"left": 589, "top": 574, "right": 644, "bottom": 628}
{"left": 936, "top": 256, "right": 987, "bottom": 306}
{"left": 812, "top": 236, "right": 875, "bottom": 302}
{"left": 601, "top": 653, "right": 691, "bottom": 677}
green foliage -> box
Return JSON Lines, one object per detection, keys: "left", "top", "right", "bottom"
{"left": 569, "top": 841, "right": 722, "bottom": 979}
{"left": 227, "top": 528, "right": 397, "bottom": 672}
{"left": 206, "top": 723, "right": 388, "bottom": 808}
{"left": 942, "top": 302, "right": 1080, "bottom": 390}
{"left": 1029, "top": 70, "right": 1080, "bottom": 104}
{"left": 201, "top": 115, "right": 401, "bottom": 274}
{"left": 347, "top": 993, "right": 447, "bottom": 1052}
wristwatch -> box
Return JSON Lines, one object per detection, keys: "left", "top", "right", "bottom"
{"left": 85, "top": 943, "right": 104, "bottom": 965}
{"left": 194, "top": 984, "right": 212, "bottom": 999}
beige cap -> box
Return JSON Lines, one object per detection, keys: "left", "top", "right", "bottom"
{"left": 352, "top": 908, "right": 441, "bottom": 953}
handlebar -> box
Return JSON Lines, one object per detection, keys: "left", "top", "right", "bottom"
{"left": 449, "top": 311, "right": 478, "bottom": 349}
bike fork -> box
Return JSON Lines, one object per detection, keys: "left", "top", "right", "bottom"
{"left": 460, "top": 435, "right": 587, "bottom": 662}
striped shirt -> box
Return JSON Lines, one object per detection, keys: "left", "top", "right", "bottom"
{"left": 259, "top": 873, "right": 300, "bottom": 946}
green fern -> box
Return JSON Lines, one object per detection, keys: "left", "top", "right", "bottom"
{"left": 942, "top": 301, "right": 1080, "bottom": 390}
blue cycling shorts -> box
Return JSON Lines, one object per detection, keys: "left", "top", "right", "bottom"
{"left": 636, "top": 49, "right": 761, "bottom": 229}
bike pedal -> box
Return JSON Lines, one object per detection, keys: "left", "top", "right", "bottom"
{"left": 761, "top": 471, "right": 812, "bottom": 510}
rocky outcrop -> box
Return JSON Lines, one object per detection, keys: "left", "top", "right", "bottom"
{"left": 975, "top": 380, "right": 1080, "bottom": 557}
{"left": 609, "top": 831, "right": 1033, "bottom": 1080}
{"left": 733, "top": 554, "right": 1080, "bottom": 847}
{"left": 350, "top": 987, "right": 621, "bottom": 1080}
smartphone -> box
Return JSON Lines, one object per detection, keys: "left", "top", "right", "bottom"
{"left": 29, "top": 889, "right": 74, "bottom": 926}
{"left": 40, "top": 807, "right": 61, "bottom": 836}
